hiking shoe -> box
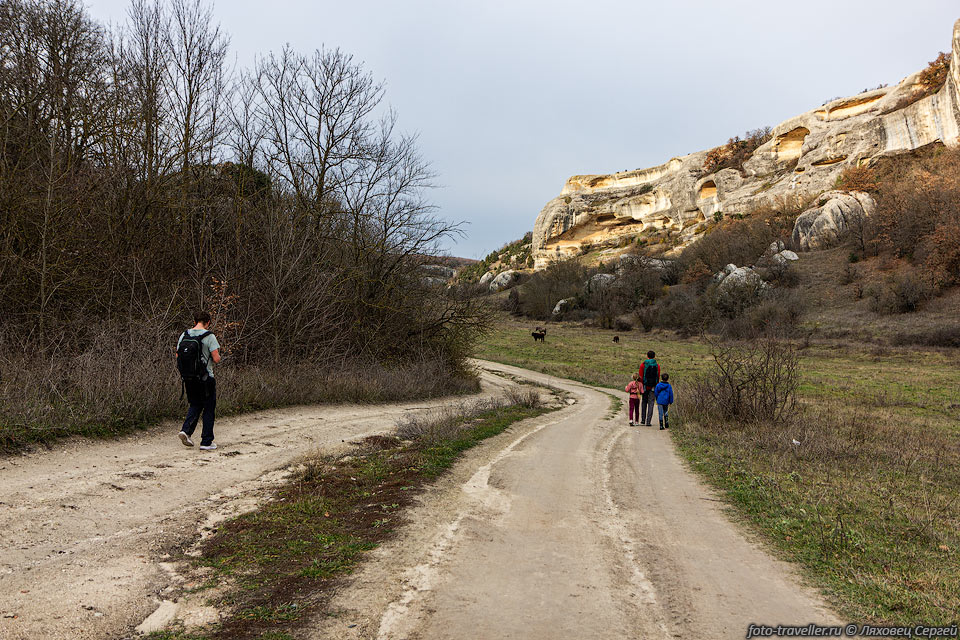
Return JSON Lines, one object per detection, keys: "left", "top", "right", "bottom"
{"left": 629, "top": 421, "right": 635, "bottom": 426}
{"left": 199, "top": 443, "right": 217, "bottom": 451}
{"left": 659, "top": 426, "right": 664, "bottom": 430}
{"left": 178, "top": 432, "right": 194, "bottom": 447}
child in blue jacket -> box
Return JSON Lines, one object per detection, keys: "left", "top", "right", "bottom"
{"left": 653, "top": 373, "right": 674, "bottom": 430}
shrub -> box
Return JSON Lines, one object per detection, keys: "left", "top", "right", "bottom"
{"left": 885, "top": 52, "right": 950, "bottom": 112}
{"left": 520, "top": 259, "right": 589, "bottom": 319}
{"left": 703, "top": 127, "right": 772, "bottom": 174}
{"left": 872, "top": 147, "right": 960, "bottom": 280}
{"left": 865, "top": 268, "right": 932, "bottom": 314}
{"left": 680, "top": 337, "right": 799, "bottom": 425}
{"left": 836, "top": 165, "right": 879, "bottom": 192}
{"left": 678, "top": 219, "right": 778, "bottom": 279}
{"left": 720, "top": 290, "right": 804, "bottom": 339}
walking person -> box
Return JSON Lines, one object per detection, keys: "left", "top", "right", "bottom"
{"left": 624, "top": 373, "right": 643, "bottom": 426}
{"left": 639, "top": 350, "right": 660, "bottom": 426}
{"left": 176, "top": 311, "right": 222, "bottom": 450}
{"left": 654, "top": 373, "right": 674, "bottom": 430}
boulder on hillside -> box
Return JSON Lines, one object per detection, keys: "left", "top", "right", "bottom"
{"left": 791, "top": 191, "right": 875, "bottom": 251}
{"left": 766, "top": 240, "right": 786, "bottom": 256}
{"left": 584, "top": 273, "right": 616, "bottom": 294}
{"left": 419, "top": 264, "right": 456, "bottom": 279}
{"left": 552, "top": 297, "right": 576, "bottom": 316}
{"left": 420, "top": 276, "right": 448, "bottom": 288}
{"left": 478, "top": 271, "right": 495, "bottom": 286}
{"left": 489, "top": 270, "right": 520, "bottom": 292}
{"left": 772, "top": 249, "right": 799, "bottom": 265}
{"left": 716, "top": 265, "right": 765, "bottom": 292}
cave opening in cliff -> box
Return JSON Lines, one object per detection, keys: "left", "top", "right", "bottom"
{"left": 775, "top": 127, "right": 810, "bottom": 163}
{"left": 698, "top": 181, "right": 717, "bottom": 200}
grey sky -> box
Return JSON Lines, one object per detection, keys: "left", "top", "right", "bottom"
{"left": 86, "top": 0, "right": 959, "bottom": 259}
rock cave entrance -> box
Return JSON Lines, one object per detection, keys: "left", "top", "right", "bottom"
{"left": 698, "top": 181, "right": 717, "bottom": 200}
{"left": 775, "top": 127, "right": 810, "bottom": 163}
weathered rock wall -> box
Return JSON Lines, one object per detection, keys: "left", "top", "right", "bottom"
{"left": 532, "top": 18, "right": 960, "bottom": 270}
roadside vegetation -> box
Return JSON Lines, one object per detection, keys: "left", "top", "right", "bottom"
{"left": 0, "top": 0, "right": 488, "bottom": 451}
{"left": 147, "top": 387, "right": 558, "bottom": 640}
{"left": 476, "top": 319, "right": 960, "bottom": 624}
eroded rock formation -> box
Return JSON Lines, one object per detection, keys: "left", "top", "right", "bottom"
{"left": 532, "top": 19, "right": 960, "bottom": 269}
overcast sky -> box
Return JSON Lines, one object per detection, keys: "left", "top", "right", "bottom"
{"left": 87, "top": 0, "right": 959, "bottom": 259}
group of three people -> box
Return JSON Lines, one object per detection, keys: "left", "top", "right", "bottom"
{"left": 625, "top": 350, "right": 674, "bottom": 429}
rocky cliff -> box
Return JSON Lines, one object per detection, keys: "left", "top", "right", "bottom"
{"left": 532, "top": 19, "right": 960, "bottom": 269}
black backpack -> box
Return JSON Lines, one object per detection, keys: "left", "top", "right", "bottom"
{"left": 177, "top": 330, "right": 211, "bottom": 383}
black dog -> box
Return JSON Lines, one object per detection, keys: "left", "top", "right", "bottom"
{"left": 612, "top": 336, "right": 620, "bottom": 344}
{"left": 532, "top": 327, "right": 547, "bottom": 342}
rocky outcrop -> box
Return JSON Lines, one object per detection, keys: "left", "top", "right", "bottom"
{"left": 584, "top": 273, "right": 616, "bottom": 294}
{"left": 478, "top": 271, "right": 495, "bottom": 286}
{"left": 531, "top": 18, "right": 960, "bottom": 269}
{"left": 419, "top": 264, "right": 456, "bottom": 280}
{"left": 489, "top": 270, "right": 520, "bottom": 292}
{"left": 791, "top": 191, "right": 876, "bottom": 251}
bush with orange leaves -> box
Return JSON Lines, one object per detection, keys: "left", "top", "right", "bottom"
{"left": 702, "top": 127, "right": 772, "bottom": 174}
{"left": 873, "top": 147, "right": 960, "bottom": 289}
{"left": 836, "top": 165, "right": 879, "bottom": 193}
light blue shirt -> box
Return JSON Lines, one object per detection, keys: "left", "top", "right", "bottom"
{"left": 177, "top": 329, "right": 221, "bottom": 379}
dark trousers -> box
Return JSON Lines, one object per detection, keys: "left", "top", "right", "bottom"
{"left": 182, "top": 378, "right": 216, "bottom": 446}
{"left": 641, "top": 388, "right": 656, "bottom": 425}
{"left": 628, "top": 397, "right": 640, "bottom": 422}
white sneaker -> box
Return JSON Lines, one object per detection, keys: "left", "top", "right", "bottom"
{"left": 178, "top": 432, "right": 194, "bottom": 447}
{"left": 199, "top": 443, "right": 217, "bottom": 451}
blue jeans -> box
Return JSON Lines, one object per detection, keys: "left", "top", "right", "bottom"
{"left": 182, "top": 378, "right": 216, "bottom": 446}
{"left": 657, "top": 403, "right": 669, "bottom": 428}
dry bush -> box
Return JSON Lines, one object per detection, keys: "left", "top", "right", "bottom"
{"left": 836, "top": 165, "right": 879, "bottom": 192}
{"left": 520, "top": 259, "right": 589, "bottom": 320}
{"left": 702, "top": 127, "right": 772, "bottom": 174}
{"left": 678, "top": 219, "right": 779, "bottom": 278}
{"left": 873, "top": 147, "right": 960, "bottom": 272}
{"left": 865, "top": 267, "right": 933, "bottom": 314}
{"left": 395, "top": 385, "right": 544, "bottom": 444}
{"left": 885, "top": 52, "right": 951, "bottom": 112}
{"left": 503, "top": 386, "right": 544, "bottom": 409}
{"left": 679, "top": 337, "right": 799, "bottom": 425}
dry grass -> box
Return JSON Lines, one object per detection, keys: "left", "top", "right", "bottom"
{"left": 0, "top": 331, "right": 478, "bottom": 451}
{"left": 395, "top": 386, "right": 544, "bottom": 443}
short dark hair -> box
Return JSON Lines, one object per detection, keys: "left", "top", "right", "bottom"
{"left": 661, "top": 373, "right": 669, "bottom": 381}
{"left": 647, "top": 350, "right": 655, "bottom": 358}
{"left": 194, "top": 310, "right": 212, "bottom": 325}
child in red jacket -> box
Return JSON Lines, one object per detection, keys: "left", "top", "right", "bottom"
{"left": 624, "top": 373, "right": 644, "bottom": 426}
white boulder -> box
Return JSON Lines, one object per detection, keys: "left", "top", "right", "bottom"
{"left": 478, "top": 271, "right": 495, "bottom": 286}
{"left": 552, "top": 297, "right": 575, "bottom": 316}
{"left": 489, "top": 270, "right": 520, "bottom": 292}
{"left": 791, "top": 191, "right": 875, "bottom": 251}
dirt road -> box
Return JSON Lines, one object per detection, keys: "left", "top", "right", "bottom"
{"left": 0, "top": 372, "right": 516, "bottom": 640}
{"left": 0, "top": 361, "right": 839, "bottom": 639}
{"left": 308, "top": 361, "right": 840, "bottom": 640}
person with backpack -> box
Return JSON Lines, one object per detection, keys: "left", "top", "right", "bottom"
{"left": 176, "top": 311, "right": 221, "bottom": 450}
{"left": 639, "top": 350, "right": 660, "bottom": 426}
{"left": 654, "top": 373, "right": 674, "bottom": 430}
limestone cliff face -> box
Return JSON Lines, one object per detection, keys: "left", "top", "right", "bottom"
{"left": 532, "top": 19, "right": 960, "bottom": 270}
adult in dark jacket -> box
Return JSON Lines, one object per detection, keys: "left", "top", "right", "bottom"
{"left": 639, "top": 351, "right": 660, "bottom": 426}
